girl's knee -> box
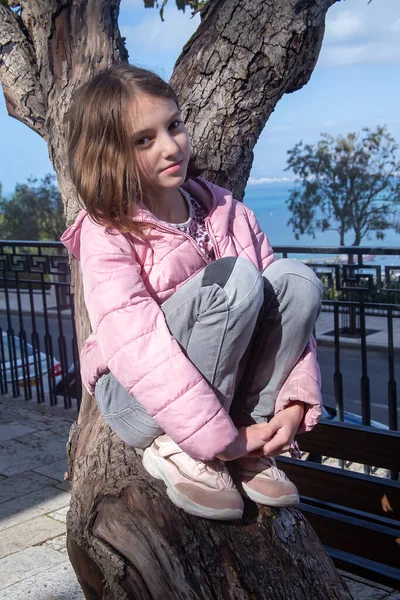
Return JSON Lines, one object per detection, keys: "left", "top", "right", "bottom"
{"left": 202, "top": 257, "right": 263, "bottom": 312}
{"left": 263, "top": 258, "right": 322, "bottom": 311}
{"left": 223, "top": 257, "right": 264, "bottom": 314}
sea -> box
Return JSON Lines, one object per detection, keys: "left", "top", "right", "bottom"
{"left": 243, "top": 181, "right": 400, "bottom": 268}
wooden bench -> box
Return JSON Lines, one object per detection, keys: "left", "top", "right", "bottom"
{"left": 276, "top": 421, "right": 400, "bottom": 588}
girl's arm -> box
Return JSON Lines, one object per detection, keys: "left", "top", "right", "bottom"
{"left": 253, "top": 340, "right": 321, "bottom": 457}
{"left": 79, "top": 219, "right": 239, "bottom": 462}
{"left": 274, "top": 336, "right": 322, "bottom": 433}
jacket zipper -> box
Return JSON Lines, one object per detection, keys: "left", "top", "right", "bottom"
{"left": 132, "top": 216, "right": 214, "bottom": 264}
{"left": 205, "top": 217, "right": 221, "bottom": 259}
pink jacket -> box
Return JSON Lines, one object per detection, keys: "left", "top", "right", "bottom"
{"left": 61, "top": 177, "right": 322, "bottom": 460}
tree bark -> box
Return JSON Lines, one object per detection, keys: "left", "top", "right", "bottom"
{"left": 0, "top": 1, "right": 350, "bottom": 598}
{"left": 172, "top": 0, "right": 337, "bottom": 200}
{"left": 66, "top": 405, "right": 352, "bottom": 600}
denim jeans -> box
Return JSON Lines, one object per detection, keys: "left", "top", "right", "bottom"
{"left": 95, "top": 257, "right": 322, "bottom": 448}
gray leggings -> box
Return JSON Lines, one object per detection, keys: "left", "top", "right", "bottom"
{"left": 95, "top": 258, "right": 323, "bottom": 448}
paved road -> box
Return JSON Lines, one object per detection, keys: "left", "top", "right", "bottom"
{"left": 1, "top": 313, "right": 398, "bottom": 427}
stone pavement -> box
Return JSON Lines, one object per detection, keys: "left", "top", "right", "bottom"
{"left": 0, "top": 393, "right": 399, "bottom": 600}
{"left": 0, "top": 394, "right": 84, "bottom": 599}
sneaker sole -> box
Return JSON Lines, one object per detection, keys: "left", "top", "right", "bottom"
{"left": 142, "top": 446, "right": 243, "bottom": 521}
{"left": 241, "top": 482, "right": 299, "bottom": 507}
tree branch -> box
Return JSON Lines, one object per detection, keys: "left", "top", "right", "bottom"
{"left": 0, "top": 4, "right": 46, "bottom": 136}
{"left": 171, "top": 0, "right": 338, "bottom": 199}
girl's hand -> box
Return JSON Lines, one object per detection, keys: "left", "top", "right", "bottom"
{"left": 254, "top": 401, "right": 304, "bottom": 458}
{"left": 216, "top": 422, "right": 273, "bottom": 461}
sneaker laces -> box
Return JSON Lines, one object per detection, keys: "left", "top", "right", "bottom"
{"left": 203, "top": 458, "right": 229, "bottom": 476}
{"left": 192, "top": 458, "right": 225, "bottom": 475}
{"left": 258, "top": 456, "right": 288, "bottom": 480}
{"left": 204, "top": 458, "right": 234, "bottom": 487}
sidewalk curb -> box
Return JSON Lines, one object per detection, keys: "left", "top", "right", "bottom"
{"left": 316, "top": 336, "right": 400, "bottom": 354}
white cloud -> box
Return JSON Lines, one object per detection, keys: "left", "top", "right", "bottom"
{"left": 326, "top": 11, "right": 364, "bottom": 41}
{"left": 322, "top": 42, "right": 400, "bottom": 67}
{"left": 120, "top": 3, "right": 200, "bottom": 55}
{"left": 322, "top": 44, "right": 369, "bottom": 66}
{"left": 319, "top": 0, "right": 400, "bottom": 67}
{"left": 391, "top": 17, "right": 400, "bottom": 32}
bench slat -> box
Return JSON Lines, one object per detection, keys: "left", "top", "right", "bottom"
{"left": 299, "top": 501, "right": 400, "bottom": 571}
{"left": 295, "top": 421, "right": 400, "bottom": 472}
{"left": 276, "top": 456, "right": 400, "bottom": 521}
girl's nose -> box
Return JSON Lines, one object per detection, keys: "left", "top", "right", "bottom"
{"left": 161, "top": 132, "right": 180, "bottom": 157}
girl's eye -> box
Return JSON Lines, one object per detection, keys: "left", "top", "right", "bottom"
{"left": 136, "top": 137, "right": 151, "bottom": 147}
{"left": 169, "top": 120, "right": 182, "bottom": 130}
{"left": 134, "top": 121, "right": 182, "bottom": 147}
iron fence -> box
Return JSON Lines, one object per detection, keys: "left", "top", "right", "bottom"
{"left": 0, "top": 240, "right": 81, "bottom": 409}
{"left": 275, "top": 245, "right": 399, "bottom": 437}
{"left": 0, "top": 241, "right": 399, "bottom": 433}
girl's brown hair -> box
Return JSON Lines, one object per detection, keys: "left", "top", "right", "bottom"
{"left": 67, "top": 64, "right": 201, "bottom": 233}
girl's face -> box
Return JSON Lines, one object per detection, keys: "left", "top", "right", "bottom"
{"left": 130, "top": 93, "right": 191, "bottom": 194}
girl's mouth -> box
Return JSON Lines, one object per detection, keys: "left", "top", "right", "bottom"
{"left": 161, "top": 160, "right": 183, "bottom": 173}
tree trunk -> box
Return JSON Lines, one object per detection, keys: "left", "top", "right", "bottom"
{"left": 0, "top": 1, "right": 350, "bottom": 597}
{"left": 172, "top": 0, "right": 337, "bottom": 200}
{"left": 66, "top": 402, "right": 352, "bottom": 600}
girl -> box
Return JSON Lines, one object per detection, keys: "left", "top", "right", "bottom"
{"left": 62, "top": 64, "right": 323, "bottom": 521}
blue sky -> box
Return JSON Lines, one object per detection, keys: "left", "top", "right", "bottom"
{"left": 0, "top": 0, "right": 399, "bottom": 195}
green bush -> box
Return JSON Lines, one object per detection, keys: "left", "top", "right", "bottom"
{"left": 318, "top": 272, "right": 400, "bottom": 306}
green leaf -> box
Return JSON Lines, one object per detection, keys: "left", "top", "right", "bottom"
{"left": 143, "top": 0, "right": 207, "bottom": 19}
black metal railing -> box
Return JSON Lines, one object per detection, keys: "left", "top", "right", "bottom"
{"left": 0, "top": 242, "right": 399, "bottom": 431}
{"left": 275, "top": 245, "right": 399, "bottom": 434}
{"left": 0, "top": 240, "right": 81, "bottom": 409}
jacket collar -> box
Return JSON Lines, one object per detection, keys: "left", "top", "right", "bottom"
{"left": 131, "top": 177, "right": 216, "bottom": 222}
{"left": 61, "top": 177, "right": 235, "bottom": 260}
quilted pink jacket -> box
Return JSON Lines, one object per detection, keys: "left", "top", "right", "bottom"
{"left": 61, "top": 177, "right": 322, "bottom": 460}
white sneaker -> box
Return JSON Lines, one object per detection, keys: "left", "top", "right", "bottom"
{"left": 142, "top": 435, "right": 243, "bottom": 520}
{"left": 232, "top": 456, "right": 299, "bottom": 507}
